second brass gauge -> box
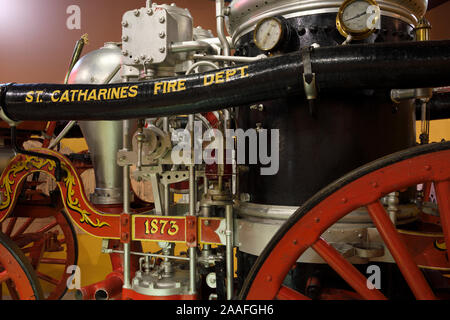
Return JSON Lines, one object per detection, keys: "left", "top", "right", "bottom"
{"left": 336, "top": 0, "right": 381, "bottom": 40}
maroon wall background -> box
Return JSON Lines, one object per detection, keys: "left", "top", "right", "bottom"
{"left": 0, "top": 0, "right": 216, "bottom": 83}
{"left": 0, "top": 0, "right": 448, "bottom": 84}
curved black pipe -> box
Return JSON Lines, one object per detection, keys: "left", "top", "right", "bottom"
{"left": 1, "top": 40, "right": 450, "bottom": 122}
{"left": 419, "top": 92, "right": 450, "bottom": 121}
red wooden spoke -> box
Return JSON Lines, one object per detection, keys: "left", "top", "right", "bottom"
{"left": 42, "top": 122, "right": 57, "bottom": 148}
{"left": 39, "top": 258, "right": 67, "bottom": 265}
{"left": 434, "top": 180, "right": 450, "bottom": 262}
{"left": 6, "top": 280, "right": 20, "bottom": 300}
{"left": 0, "top": 270, "right": 10, "bottom": 283}
{"left": 276, "top": 285, "right": 310, "bottom": 300}
{"left": 36, "top": 221, "right": 58, "bottom": 234}
{"left": 423, "top": 182, "right": 432, "bottom": 202}
{"left": 36, "top": 272, "right": 59, "bottom": 286}
{"left": 6, "top": 212, "right": 77, "bottom": 300}
{"left": 312, "top": 238, "right": 386, "bottom": 300}
{"left": 11, "top": 217, "right": 35, "bottom": 239}
{"left": 367, "top": 201, "right": 436, "bottom": 300}
{"left": 20, "top": 246, "right": 33, "bottom": 254}
{"left": 5, "top": 218, "right": 17, "bottom": 237}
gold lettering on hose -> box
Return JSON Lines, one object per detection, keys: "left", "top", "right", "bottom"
{"left": 203, "top": 65, "right": 249, "bottom": 87}
{"left": 28, "top": 85, "right": 140, "bottom": 104}
{"left": 24, "top": 65, "right": 250, "bottom": 104}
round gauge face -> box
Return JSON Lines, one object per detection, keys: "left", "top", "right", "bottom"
{"left": 254, "top": 18, "right": 283, "bottom": 52}
{"left": 341, "top": 0, "right": 372, "bottom": 32}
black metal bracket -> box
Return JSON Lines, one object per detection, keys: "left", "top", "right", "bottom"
{"left": 11, "top": 126, "right": 65, "bottom": 182}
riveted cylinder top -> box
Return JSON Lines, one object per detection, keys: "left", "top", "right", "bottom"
{"left": 226, "top": 0, "right": 428, "bottom": 44}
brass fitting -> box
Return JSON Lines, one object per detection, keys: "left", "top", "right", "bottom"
{"left": 415, "top": 18, "right": 431, "bottom": 41}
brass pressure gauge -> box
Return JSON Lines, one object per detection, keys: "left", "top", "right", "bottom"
{"left": 336, "top": 0, "right": 380, "bottom": 40}
{"left": 254, "top": 17, "right": 287, "bottom": 52}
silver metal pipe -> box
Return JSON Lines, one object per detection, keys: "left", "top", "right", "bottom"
{"left": 48, "top": 120, "right": 77, "bottom": 149}
{"left": 189, "top": 247, "right": 197, "bottom": 295}
{"left": 193, "top": 54, "right": 265, "bottom": 63}
{"left": 170, "top": 40, "right": 213, "bottom": 53}
{"left": 216, "top": 0, "right": 231, "bottom": 58}
{"left": 225, "top": 204, "right": 234, "bottom": 300}
{"left": 122, "top": 118, "right": 132, "bottom": 289}
{"left": 109, "top": 250, "right": 190, "bottom": 261}
{"left": 188, "top": 114, "right": 197, "bottom": 295}
{"left": 163, "top": 117, "right": 170, "bottom": 216}
{"left": 188, "top": 114, "right": 196, "bottom": 217}
{"left": 186, "top": 61, "right": 219, "bottom": 75}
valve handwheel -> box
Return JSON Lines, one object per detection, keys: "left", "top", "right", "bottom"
{"left": 1, "top": 210, "right": 78, "bottom": 300}
{"left": 0, "top": 231, "right": 43, "bottom": 300}
{"left": 240, "top": 141, "right": 450, "bottom": 300}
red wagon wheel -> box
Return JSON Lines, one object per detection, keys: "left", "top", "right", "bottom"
{"left": 240, "top": 142, "right": 450, "bottom": 300}
{"left": 1, "top": 210, "right": 78, "bottom": 300}
{"left": 0, "top": 231, "right": 43, "bottom": 300}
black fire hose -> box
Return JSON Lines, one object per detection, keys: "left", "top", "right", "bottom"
{"left": 420, "top": 92, "right": 450, "bottom": 121}
{"left": 1, "top": 40, "right": 450, "bottom": 122}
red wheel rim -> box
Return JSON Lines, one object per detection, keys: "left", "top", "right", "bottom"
{"left": 0, "top": 232, "right": 43, "bottom": 300}
{"left": 2, "top": 210, "right": 78, "bottom": 300}
{"left": 240, "top": 142, "right": 450, "bottom": 300}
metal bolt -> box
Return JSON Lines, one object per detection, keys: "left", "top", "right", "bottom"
{"left": 159, "top": 31, "right": 166, "bottom": 38}
{"left": 134, "top": 9, "right": 140, "bottom": 16}
{"left": 293, "top": 239, "right": 298, "bottom": 245}
{"left": 122, "top": 50, "right": 128, "bottom": 56}
{"left": 250, "top": 104, "right": 264, "bottom": 111}
{"left": 341, "top": 198, "right": 348, "bottom": 203}
{"left": 266, "top": 275, "right": 272, "bottom": 282}
{"left": 122, "top": 35, "right": 128, "bottom": 42}
{"left": 146, "top": 9, "right": 153, "bottom": 15}
{"left": 159, "top": 16, "right": 165, "bottom": 23}
{"left": 159, "top": 47, "right": 166, "bottom": 53}
{"left": 140, "top": 54, "right": 146, "bottom": 60}
{"left": 122, "top": 21, "right": 128, "bottom": 27}
{"left": 204, "top": 220, "right": 210, "bottom": 226}
{"left": 372, "top": 182, "right": 378, "bottom": 188}
{"left": 424, "top": 165, "right": 431, "bottom": 171}
{"left": 315, "top": 217, "right": 320, "bottom": 223}
{"left": 133, "top": 58, "right": 140, "bottom": 63}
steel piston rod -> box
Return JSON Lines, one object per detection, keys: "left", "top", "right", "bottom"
{"left": 1, "top": 41, "right": 450, "bottom": 122}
